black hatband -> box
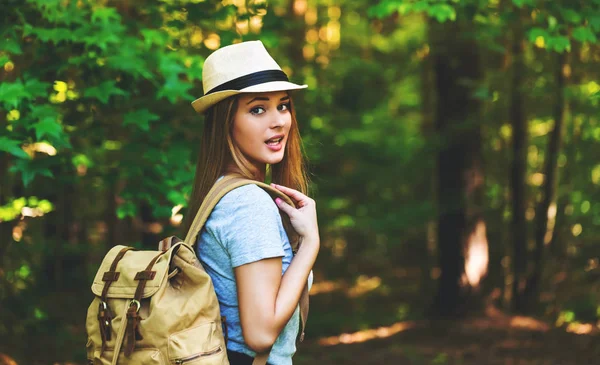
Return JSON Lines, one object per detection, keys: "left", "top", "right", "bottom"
{"left": 205, "top": 70, "right": 289, "bottom": 95}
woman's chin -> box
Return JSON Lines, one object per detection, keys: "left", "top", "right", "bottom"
{"left": 264, "top": 153, "right": 285, "bottom": 165}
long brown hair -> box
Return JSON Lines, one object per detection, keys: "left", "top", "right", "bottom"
{"left": 182, "top": 93, "right": 309, "bottom": 236}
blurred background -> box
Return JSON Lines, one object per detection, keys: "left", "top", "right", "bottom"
{"left": 1, "top": 0, "right": 599, "bottom": 364}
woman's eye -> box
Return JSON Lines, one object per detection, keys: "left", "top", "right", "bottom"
{"left": 278, "top": 103, "right": 290, "bottom": 111}
{"left": 250, "top": 106, "right": 265, "bottom": 115}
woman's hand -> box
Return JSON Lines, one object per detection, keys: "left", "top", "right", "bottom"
{"left": 270, "top": 183, "right": 320, "bottom": 242}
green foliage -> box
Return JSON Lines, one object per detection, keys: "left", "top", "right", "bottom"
{"left": 0, "top": 137, "right": 29, "bottom": 159}
{"left": 369, "top": 0, "right": 456, "bottom": 22}
{"left": 123, "top": 109, "right": 160, "bottom": 131}
{"left": 369, "top": 0, "right": 600, "bottom": 53}
{"left": 0, "top": 196, "right": 53, "bottom": 222}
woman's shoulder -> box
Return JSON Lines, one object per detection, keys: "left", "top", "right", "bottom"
{"left": 217, "top": 183, "right": 278, "bottom": 214}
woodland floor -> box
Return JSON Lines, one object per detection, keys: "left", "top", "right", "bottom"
{"left": 295, "top": 313, "right": 600, "bottom": 365}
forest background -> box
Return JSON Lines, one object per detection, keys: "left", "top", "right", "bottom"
{"left": 1, "top": 0, "right": 599, "bottom": 364}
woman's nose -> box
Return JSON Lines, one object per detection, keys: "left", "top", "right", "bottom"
{"left": 270, "top": 111, "right": 286, "bottom": 128}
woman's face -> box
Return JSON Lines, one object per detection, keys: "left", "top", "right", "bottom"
{"left": 232, "top": 91, "right": 292, "bottom": 172}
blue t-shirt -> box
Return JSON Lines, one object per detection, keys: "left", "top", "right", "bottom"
{"left": 197, "top": 183, "right": 299, "bottom": 365}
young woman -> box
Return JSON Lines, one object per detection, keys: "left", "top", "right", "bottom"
{"left": 184, "top": 41, "right": 319, "bottom": 365}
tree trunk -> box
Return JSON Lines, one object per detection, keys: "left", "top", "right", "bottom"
{"left": 525, "top": 52, "right": 567, "bottom": 310}
{"left": 431, "top": 19, "right": 488, "bottom": 317}
{"left": 106, "top": 177, "right": 120, "bottom": 250}
{"left": 421, "top": 19, "right": 437, "bottom": 297}
{"left": 140, "top": 201, "right": 160, "bottom": 248}
{"left": 509, "top": 10, "right": 529, "bottom": 313}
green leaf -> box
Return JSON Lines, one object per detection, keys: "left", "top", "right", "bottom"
{"left": 214, "top": 4, "right": 237, "bottom": 21}
{"left": 0, "top": 80, "right": 30, "bottom": 108}
{"left": 428, "top": 4, "right": 456, "bottom": 23}
{"left": 184, "top": 56, "right": 204, "bottom": 81}
{"left": 72, "top": 154, "right": 93, "bottom": 168}
{"left": 167, "top": 190, "right": 187, "bottom": 206}
{"left": 91, "top": 7, "right": 121, "bottom": 25}
{"left": 573, "top": 26, "right": 598, "bottom": 44}
{"left": 25, "top": 26, "right": 74, "bottom": 44}
{"left": 9, "top": 158, "right": 54, "bottom": 187}
{"left": 526, "top": 27, "right": 549, "bottom": 43}
{"left": 106, "top": 38, "right": 153, "bottom": 79}
{"left": 24, "top": 78, "right": 50, "bottom": 99}
{"left": 123, "top": 109, "right": 159, "bottom": 131}
{"left": 32, "top": 0, "right": 87, "bottom": 24}
{"left": 561, "top": 8, "right": 582, "bottom": 24}
{"left": 29, "top": 104, "right": 60, "bottom": 120}
{"left": 141, "top": 29, "right": 169, "bottom": 48}
{"left": 29, "top": 106, "right": 63, "bottom": 141}
{"left": 157, "top": 76, "right": 193, "bottom": 104}
{"left": 159, "top": 54, "right": 186, "bottom": 77}
{"left": 0, "top": 36, "right": 22, "bottom": 54}
{"left": 412, "top": 1, "right": 430, "bottom": 12}
{"left": 512, "top": 0, "right": 535, "bottom": 8}
{"left": 0, "top": 137, "right": 29, "bottom": 159}
{"left": 34, "top": 308, "right": 47, "bottom": 320}
{"left": 31, "top": 118, "right": 63, "bottom": 140}
{"left": 590, "top": 15, "right": 600, "bottom": 32}
{"left": 83, "top": 80, "right": 128, "bottom": 104}
{"left": 547, "top": 35, "right": 571, "bottom": 53}
{"left": 117, "top": 201, "right": 137, "bottom": 219}
{"left": 367, "top": 1, "right": 401, "bottom": 18}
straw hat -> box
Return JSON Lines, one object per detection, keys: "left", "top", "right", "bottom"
{"left": 191, "top": 40, "right": 307, "bottom": 114}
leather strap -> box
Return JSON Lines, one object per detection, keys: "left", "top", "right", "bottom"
{"left": 101, "top": 247, "right": 135, "bottom": 301}
{"left": 158, "top": 236, "right": 182, "bottom": 251}
{"left": 124, "top": 251, "right": 164, "bottom": 357}
{"left": 298, "top": 283, "right": 309, "bottom": 343}
{"left": 98, "top": 246, "right": 135, "bottom": 354}
{"left": 185, "top": 175, "right": 310, "bottom": 361}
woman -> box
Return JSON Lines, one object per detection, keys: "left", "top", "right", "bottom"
{"left": 184, "top": 41, "right": 319, "bottom": 365}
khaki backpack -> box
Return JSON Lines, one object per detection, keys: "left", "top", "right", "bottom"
{"left": 86, "top": 175, "right": 310, "bottom": 365}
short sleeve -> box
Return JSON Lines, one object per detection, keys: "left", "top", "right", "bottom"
{"left": 215, "top": 184, "right": 286, "bottom": 268}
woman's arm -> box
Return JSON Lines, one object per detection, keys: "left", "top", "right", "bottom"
{"left": 235, "top": 184, "right": 319, "bottom": 352}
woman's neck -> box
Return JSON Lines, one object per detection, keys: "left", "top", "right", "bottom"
{"left": 225, "top": 163, "right": 265, "bottom": 182}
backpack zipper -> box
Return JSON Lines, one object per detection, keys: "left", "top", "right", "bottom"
{"left": 174, "top": 346, "right": 222, "bottom": 364}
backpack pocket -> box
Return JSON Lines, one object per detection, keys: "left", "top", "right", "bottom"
{"left": 168, "top": 322, "right": 227, "bottom": 365}
{"left": 88, "top": 348, "right": 166, "bottom": 365}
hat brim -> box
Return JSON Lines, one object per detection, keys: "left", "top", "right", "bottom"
{"left": 191, "top": 81, "right": 308, "bottom": 114}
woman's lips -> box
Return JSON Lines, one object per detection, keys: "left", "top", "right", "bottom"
{"left": 265, "top": 135, "right": 284, "bottom": 151}
{"left": 265, "top": 139, "right": 283, "bottom": 151}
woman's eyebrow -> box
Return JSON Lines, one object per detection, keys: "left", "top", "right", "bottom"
{"left": 246, "top": 96, "right": 269, "bottom": 104}
{"left": 246, "top": 95, "right": 290, "bottom": 104}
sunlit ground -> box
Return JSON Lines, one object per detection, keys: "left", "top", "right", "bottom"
{"left": 293, "top": 262, "right": 600, "bottom": 365}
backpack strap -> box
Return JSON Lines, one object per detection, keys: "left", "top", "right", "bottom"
{"left": 185, "top": 175, "right": 310, "bottom": 361}
{"left": 98, "top": 246, "right": 135, "bottom": 353}
{"left": 183, "top": 175, "right": 298, "bottom": 247}
{"left": 107, "top": 250, "right": 165, "bottom": 364}
{"left": 110, "top": 300, "right": 131, "bottom": 365}
{"left": 124, "top": 251, "right": 164, "bottom": 357}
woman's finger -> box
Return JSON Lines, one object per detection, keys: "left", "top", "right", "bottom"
{"left": 274, "top": 197, "right": 295, "bottom": 216}
{"left": 270, "top": 183, "right": 308, "bottom": 203}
